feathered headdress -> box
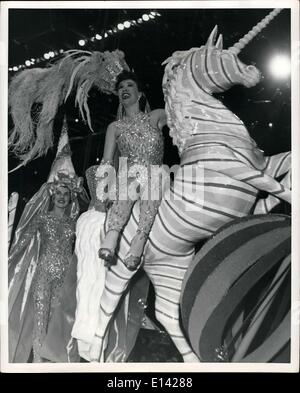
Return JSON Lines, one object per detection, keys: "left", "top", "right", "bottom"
{"left": 8, "top": 50, "right": 129, "bottom": 170}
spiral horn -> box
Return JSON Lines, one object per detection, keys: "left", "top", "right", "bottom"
{"left": 228, "top": 8, "right": 283, "bottom": 55}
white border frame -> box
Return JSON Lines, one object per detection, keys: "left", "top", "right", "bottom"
{"left": 1, "top": 0, "right": 299, "bottom": 373}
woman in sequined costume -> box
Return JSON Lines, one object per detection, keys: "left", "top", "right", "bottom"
{"left": 31, "top": 185, "right": 75, "bottom": 362}
{"left": 97, "top": 71, "right": 167, "bottom": 271}
{"left": 8, "top": 130, "right": 85, "bottom": 363}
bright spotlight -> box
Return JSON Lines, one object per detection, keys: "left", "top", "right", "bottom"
{"left": 137, "top": 18, "right": 143, "bottom": 24}
{"left": 44, "top": 53, "right": 50, "bottom": 59}
{"left": 79, "top": 40, "right": 85, "bottom": 46}
{"left": 142, "top": 14, "right": 150, "bottom": 21}
{"left": 269, "top": 55, "right": 290, "bottom": 79}
{"left": 117, "top": 23, "right": 124, "bottom": 30}
{"left": 49, "top": 51, "right": 55, "bottom": 57}
{"left": 150, "top": 11, "right": 156, "bottom": 16}
{"left": 25, "top": 60, "right": 31, "bottom": 66}
{"left": 268, "top": 122, "right": 273, "bottom": 128}
{"left": 149, "top": 14, "right": 155, "bottom": 19}
{"left": 124, "top": 21, "right": 131, "bottom": 28}
{"left": 12, "top": 66, "right": 18, "bottom": 71}
{"left": 95, "top": 34, "right": 102, "bottom": 40}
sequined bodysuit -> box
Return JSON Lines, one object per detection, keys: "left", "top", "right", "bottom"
{"left": 13, "top": 212, "right": 76, "bottom": 362}
{"left": 116, "top": 112, "right": 164, "bottom": 167}
{"left": 108, "top": 112, "right": 164, "bottom": 235}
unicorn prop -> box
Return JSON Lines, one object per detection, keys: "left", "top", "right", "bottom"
{"left": 86, "top": 9, "right": 291, "bottom": 363}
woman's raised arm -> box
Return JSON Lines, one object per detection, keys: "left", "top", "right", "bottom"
{"left": 101, "top": 122, "right": 117, "bottom": 163}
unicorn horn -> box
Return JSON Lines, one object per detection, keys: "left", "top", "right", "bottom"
{"left": 206, "top": 25, "right": 218, "bottom": 47}
{"left": 228, "top": 8, "right": 283, "bottom": 55}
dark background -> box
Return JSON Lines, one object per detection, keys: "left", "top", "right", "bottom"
{"left": 8, "top": 7, "right": 291, "bottom": 218}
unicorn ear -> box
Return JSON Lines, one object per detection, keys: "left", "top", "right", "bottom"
{"left": 206, "top": 25, "right": 218, "bottom": 47}
{"left": 215, "top": 34, "right": 223, "bottom": 49}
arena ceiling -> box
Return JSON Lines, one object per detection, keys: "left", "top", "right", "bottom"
{"left": 8, "top": 7, "right": 291, "bottom": 199}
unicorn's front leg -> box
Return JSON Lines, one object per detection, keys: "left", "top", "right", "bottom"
{"left": 89, "top": 260, "right": 136, "bottom": 362}
{"left": 90, "top": 334, "right": 104, "bottom": 362}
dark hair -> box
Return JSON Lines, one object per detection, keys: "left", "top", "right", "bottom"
{"left": 115, "top": 70, "right": 148, "bottom": 113}
{"left": 115, "top": 70, "right": 142, "bottom": 92}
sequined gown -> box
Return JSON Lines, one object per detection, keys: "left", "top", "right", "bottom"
{"left": 12, "top": 212, "right": 76, "bottom": 362}
{"left": 107, "top": 112, "right": 164, "bottom": 236}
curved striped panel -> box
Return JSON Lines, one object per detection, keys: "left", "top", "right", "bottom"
{"left": 180, "top": 214, "right": 291, "bottom": 362}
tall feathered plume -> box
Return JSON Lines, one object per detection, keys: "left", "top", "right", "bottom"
{"left": 8, "top": 50, "right": 129, "bottom": 171}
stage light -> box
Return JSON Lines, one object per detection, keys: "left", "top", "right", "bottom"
{"left": 9, "top": 11, "right": 162, "bottom": 72}
{"left": 269, "top": 55, "right": 290, "bottom": 79}
{"left": 268, "top": 122, "right": 273, "bottom": 128}
{"left": 9, "top": 67, "right": 12, "bottom": 71}
{"left": 75, "top": 118, "right": 79, "bottom": 123}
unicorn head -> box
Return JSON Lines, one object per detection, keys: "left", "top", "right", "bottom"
{"left": 190, "top": 8, "right": 282, "bottom": 94}
{"left": 198, "top": 25, "right": 261, "bottom": 92}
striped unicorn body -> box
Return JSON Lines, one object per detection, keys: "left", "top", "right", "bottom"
{"left": 88, "top": 14, "right": 291, "bottom": 362}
